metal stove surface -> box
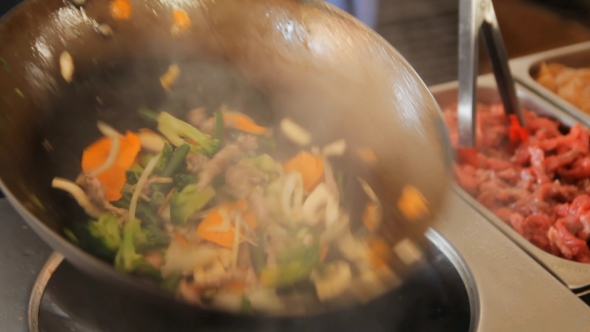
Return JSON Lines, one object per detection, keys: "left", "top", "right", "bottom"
{"left": 0, "top": 199, "right": 52, "bottom": 332}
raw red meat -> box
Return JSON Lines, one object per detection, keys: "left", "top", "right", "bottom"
{"left": 445, "top": 103, "right": 590, "bottom": 263}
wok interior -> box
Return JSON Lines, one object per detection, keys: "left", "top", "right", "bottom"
{"left": 0, "top": 0, "right": 452, "bottom": 312}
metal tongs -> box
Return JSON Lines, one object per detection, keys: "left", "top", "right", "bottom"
{"left": 458, "top": 0, "right": 525, "bottom": 150}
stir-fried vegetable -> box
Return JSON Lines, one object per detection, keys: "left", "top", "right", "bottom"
{"left": 115, "top": 219, "right": 161, "bottom": 280}
{"left": 109, "top": 0, "right": 132, "bottom": 20}
{"left": 156, "top": 111, "right": 219, "bottom": 155}
{"left": 283, "top": 151, "right": 324, "bottom": 191}
{"left": 170, "top": 184, "right": 215, "bottom": 225}
{"left": 53, "top": 106, "right": 400, "bottom": 315}
{"left": 74, "top": 213, "right": 122, "bottom": 260}
{"left": 196, "top": 200, "right": 257, "bottom": 248}
{"left": 81, "top": 130, "right": 141, "bottom": 201}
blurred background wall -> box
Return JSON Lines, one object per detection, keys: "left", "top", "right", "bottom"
{"left": 1, "top": 0, "right": 590, "bottom": 86}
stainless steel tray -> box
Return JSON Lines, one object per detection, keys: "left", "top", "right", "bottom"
{"left": 430, "top": 74, "right": 590, "bottom": 291}
{"left": 510, "top": 41, "right": 590, "bottom": 125}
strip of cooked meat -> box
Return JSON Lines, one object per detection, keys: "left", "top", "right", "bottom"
{"left": 76, "top": 174, "right": 128, "bottom": 216}
{"left": 224, "top": 162, "right": 267, "bottom": 198}
{"left": 197, "top": 145, "right": 243, "bottom": 192}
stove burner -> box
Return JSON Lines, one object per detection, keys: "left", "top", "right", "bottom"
{"left": 28, "top": 241, "right": 471, "bottom": 332}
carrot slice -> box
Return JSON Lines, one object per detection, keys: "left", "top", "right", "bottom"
{"left": 397, "top": 185, "right": 429, "bottom": 221}
{"left": 368, "top": 237, "right": 392, "bottom": 268}
{"left": 283, "top": 151, "right": 324, "bottom": 191}
{"left": 223, "top": 114, "right": 267, "bottom": 135}
{"left": 226, "top": 281, "right": 246, "bottom": 294}
{"left": 362, "top": 201, "right": 379, "bottom": 231}
{"left": 197, "top": 200, "right": 257, "bottom": 248}
{"left": 110, "top": 0, "right": 132, "bottom": 20}
{"left": 172, "top": 9, "right": 191, "bottom": 30}
{"left": 81, "top": 131, "right": 141, "bottom": 201}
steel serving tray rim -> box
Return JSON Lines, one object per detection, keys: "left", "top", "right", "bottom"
{"left": 510, "top": 41, "right": 590, "bottom": 126}
{"left": 430, "top": 74, "right": 590, "bottom": 291}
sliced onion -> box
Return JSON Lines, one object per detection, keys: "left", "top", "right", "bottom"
{"left": 358, "top": 177, "right": 379, "bottom": 203}
{"left": 230, "top": 213, "right": 242, "bottom": 268}
{"left": 139, "top": 131, "right": 166, "bottom": 153}
{"left": 89, "top": 122, "right": 121, "bottom": 177}
{"left": 59, "top": 51, "right": 74, "bottom": 83}
{"left": 322, "top": 139, "right": 347, "bottom": 157}
{"left": 280, "top": 118, "right": 311, "bottom": 146}
{"left": 129, "top": 153, "right": 161, "bottom": 222}
{"left": 52, "top": 178, "right": 103, "bottom": 218}
{"left": 325, "top": 196, "right": 340, "bottom": 227}
{"left": 161, "top": 241, "right": 220, "bottom": 278}
{"left": 302, "top": 183, "right": 330, "bottom": 225}
{"left": 281, "top": 172, "right": 304, "bottom": 218}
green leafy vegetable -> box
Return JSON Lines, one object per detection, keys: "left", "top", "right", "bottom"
{"left": 276, "top": 229, "right": 320, "bottom": 264}
{"left": 260, "top": 228, "right": 320, "bottom": 287}
{"left": 153, "top": 143, "right": 174, "bottom": 173}
{"left": 158, "top": 143, "right": 191, "bottom": 178}
{"left": 155, "top": 112, "right": 219, "bottom": 155}
{"left": 173, "top": 173, "right": 199, "bottom": 192}
{"left": 126, "top": 163, "right": 144, "bottom": 185}
{"left": 170, "top": 184, "right": 215, "bottom": 225}
{"left": 115, "top": 218, "right": 162, "bottom": 281}
{"left": 160, "top": 274, "right": 183, "bottom": 293}
{"left": 260, "top": 258, "right": 319, "bottom": 288}
{"left": 213, "top": 110, "right": 225, "bottom": 142}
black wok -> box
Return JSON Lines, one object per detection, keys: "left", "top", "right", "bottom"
{"left": 0, "top": 0, "right": 453, "bottom": 327}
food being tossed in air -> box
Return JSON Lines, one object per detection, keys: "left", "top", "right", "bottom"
{"left": 53, "top": 106, "right": 401, "bottom": 314}
{"left": 535, "top": 62, "right": 590, "bottom": 114}
{"left": 445, "top": 102, "right": 590, "bottom": 263}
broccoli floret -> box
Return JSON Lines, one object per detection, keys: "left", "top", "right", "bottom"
{"left": 170, "top": 184, "right": 215, "bottom": 225}
{"left": 75, "top": 213, "right": 122, "bottom": 260}
{"left": 134, "top": 221, "right": 170, "bottom": 253}
{"left": 115, "top": 219, "right": 162, "bottom": 282}
{"left": 156, "top": 112, "right": 219, "bottom": 156}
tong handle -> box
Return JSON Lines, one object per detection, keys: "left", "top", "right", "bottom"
{"left": 480, "top": 9, "right": 524, "bottom": 125}
{"left": 458, "top": 0, "right": 523, "bottom": 148}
